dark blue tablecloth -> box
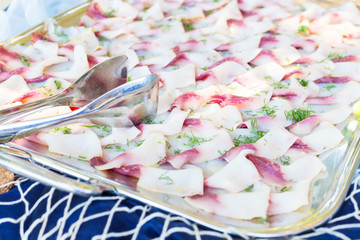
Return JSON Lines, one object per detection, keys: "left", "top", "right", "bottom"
{"left": 0, "top": 174, "right": 359, "bottom": 240}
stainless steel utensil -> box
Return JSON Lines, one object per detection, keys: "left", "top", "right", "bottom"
{"left": 0, "top": 74, "right": 159, "bottom": 143}
{"left": 0, "top": 55, "right": 128, "bottom": 124}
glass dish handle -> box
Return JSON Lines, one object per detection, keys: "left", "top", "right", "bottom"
{"left": 0, "top": 148, "right": 106, "bottom": 196}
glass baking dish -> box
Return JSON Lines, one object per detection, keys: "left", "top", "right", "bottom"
{"left": 1, "top": 0, "right": 360, "bottom": 238}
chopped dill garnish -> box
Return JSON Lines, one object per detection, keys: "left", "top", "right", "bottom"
{"left": 39, "top": 86, "right": 52, "bottom": 97}
{"left": 256, "top": 218, "right": 269, "bottom": 223}
{"left": 217, "top": 150, "right": 228, "bottom": 155}
{"left": 183, "top": 21, "right": 195, "bottom": 31}
{"left": 98, "top": 35, "right": 111, "bottom": 47}
{"left": 159, "top": 23, "right": 172, "bottom": 31}
{"left": 166, "top": 141, "right": 172, "bottom": 149}
{"left": 17, "top": 56, "right": 30, "bottom": 67}
{"left": 280, "top": 186, "right": 292, "bottom": 192}
{"left": 53, "top": 126, "right": 72, "bottom": 134}
{"left": 102, "top": 126, "right": 111, "bottom": 133}
{"left": 158, "top": 171, "right": 174, "bottom": 185}
{"left": 324, "top": 82, "right": 336, "bottom": 91}
{"left": 174, "top": 149, "right": 181, "bottom": 155}
{"left": 296, "top": 78, "right": 309, "bottom": 87}
{"left": 104, "top": 144, "right": 113, "bottom": 149}
{"left": 104, "top": 144, "right": 126, "bottom": 152}
{"left": 244, "top": 185, "right": 254, "bottom": 192}
{"left": 280, "top": 156, "right": 291, "bottom": 165}
{"left": 183, "top": 131, "right": 212, "bottom": 148}
{"left": 189, "top": 108, "right": 195, "bottom": 115}
{"left": 115, "top": 145, "right": 125, "bottom": 152}
{"left": 320, "top": 52, "right": 346, "bottom": 63}
{"left": 81, "top": 124, "right": 101, "bottom": 129}
{"left": 297, "top": 25, "right": 309, "bottom": 35}
{"left": 98, "top": 35, "right": 108, "bottom": 41}
{"left": 250, "top": 118, "right": 268, "bottom": 139}
{"left": 285, "top": 107, "right": 314, "bottom": 123}
{"left": 152, "top": 120, "right": 164, "bottom": 124}
{"left": 327, "top": 52, "right": 346, "bottom": 60}
{"left": 243, "top": 110, "right": 257, "bottom": 118}
{"left": 54, "top": 28, "right": 69, "bottom": 42}
{"left": 233, "top": 118, "right": 267, "bottom": 147}
{"left": 264, "top": 76, "right": 272, "bottom": 81}
{"left": 104, "top": 8, "right": 116, "bottom": 17}
{"left": 233, "top": 135, "right": 259, "bottom": 147}
{"left": 135, "top": 140, "right": 145, "bottom": 146}
{"left": 54, "top": 80, "right": 62, "bottom": 89}
{"left": 273, "top": 82, "right": 289, "bottom": 89}
{"left": 142, "top": 116, "right": 164, "bottom": 124}
{"left": 258, "top": 105, "right": 278, "bottom": 118}
{"left": 54, "top": 29, "right": 68, "bottom": 38}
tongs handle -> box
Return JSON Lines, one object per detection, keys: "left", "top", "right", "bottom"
{"left": 0, "top": 95, "right": 70, "bottom": 125}
{"left": 0, "top": 74, "right": 159, "bottom": 143}
{"left": 0, "top": 109, "right": 81, "bottom": 143}
{"left": 0, "top": 149, "right": 105, "bottom": 196}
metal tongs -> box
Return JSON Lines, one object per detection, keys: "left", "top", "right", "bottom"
{"left": 0, "top": 56, "right": 159, "bottom": 195}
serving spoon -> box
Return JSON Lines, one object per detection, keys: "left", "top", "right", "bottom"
{"left": 0, "top": 73, "right": 159, "bottom": 143}
{"left": 0, "top": 55, "right": 128, "bottom": 124}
